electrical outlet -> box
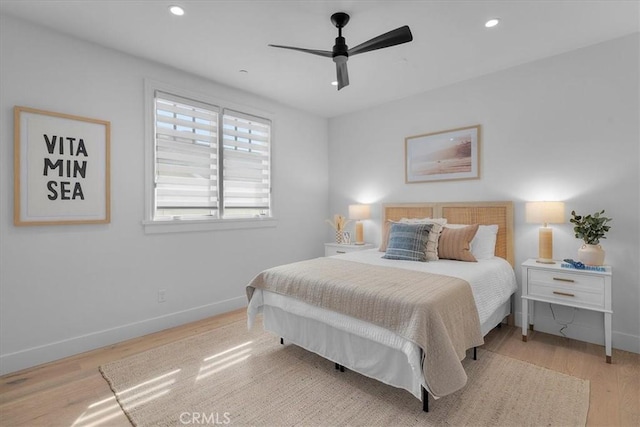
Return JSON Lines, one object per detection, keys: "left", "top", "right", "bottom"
{"left": 158, "top": 289, "right": 166, "bottom": 303}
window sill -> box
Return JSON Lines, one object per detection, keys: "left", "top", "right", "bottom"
{"left": 142, "top": 217, "right": 278, "bottom": 234}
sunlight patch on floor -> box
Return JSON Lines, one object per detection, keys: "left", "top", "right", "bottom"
{"left": 197, "top": 341, "right": 254, "bottom": 381}
{"left": 200, "top": 348, "right": 252, "bottom": 372}
{"left": 203, "top": 340, "right": 253, "bottom": 362}
{"left": 196, "top": 354, "right": 251, "bottom": 381}
{"left": 71, "top": 396, "right": 122, "bottom": 427}
{"left": 72, "top": 368, "right": 181, "bottom": 427}
{"left": 118, "top": 368, "right": 181, "bottom": 394}
{"left": 121, "top": 387, "right": 173, "bottom": 409}
{"left": 71, "top": 406, "right": 125, "bottom": 427}
{"left": 73, "top": 342, "right": 258, "bottom": 425}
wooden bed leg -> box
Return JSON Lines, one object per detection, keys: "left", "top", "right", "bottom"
{"left": 497, "top": 322, "right": 502, "bottom": 329}
{"left": 421, "top": 386, "right": 429, "bottom": 412}
{"left": 334, "top": 363, "right": 339, "bottom": 370}
{"left": 280, "top": 337, "right": 284, "bottom": 345}
{"left": 473, "top": 347, "right": 477, "bottom": 360}
{"left": 339, "top": 364, "right": 345, "bottom": 372}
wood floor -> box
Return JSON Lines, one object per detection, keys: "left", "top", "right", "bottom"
{"left": 1, "top": 308, "right": 638, "bottom": 427}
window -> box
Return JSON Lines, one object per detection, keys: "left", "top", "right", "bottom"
{"left": 154, "top": 92, "right": 220, "bottom": 219}
{"left": 222, "top": 110, "right": 271, "bottom": 218}
{"left": 144, "top": 82, "right": 275, "bottom": 233}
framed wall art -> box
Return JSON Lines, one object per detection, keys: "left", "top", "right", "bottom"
{"left": 405, "top": 125, "right": 480, "bottom": 183}
{"left": 14, "top": 106, "right": 111, "bottom": 226}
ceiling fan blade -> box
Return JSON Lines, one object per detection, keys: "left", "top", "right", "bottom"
{"left": 268, "top": 44, "right": 333, "bottom": 58}
{"left": 336, "top": 58, "right": 349, "bottom": 90}
{"left": 348, "top": 25, "right": 413, "bottom": 56}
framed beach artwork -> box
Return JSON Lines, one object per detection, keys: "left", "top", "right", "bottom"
{"left": 405, "top": 125, "right": 480, "bottom": 183}
{"left": 14, "top": 106, "right": 111, "bottom": 226}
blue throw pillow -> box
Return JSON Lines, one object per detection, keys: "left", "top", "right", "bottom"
{"left": 382, "top": 222, "right": 433, "bottom": 262}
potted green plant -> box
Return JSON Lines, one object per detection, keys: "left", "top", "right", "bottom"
{"left": 569, "top": 210, "right": 612, "bottom": 266}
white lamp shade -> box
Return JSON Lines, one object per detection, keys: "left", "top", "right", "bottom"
{"left": 348, "top": 204, "right": 371, "bottom": 220}
{"left": 525, "top": 201, "right": 565, "bottom": 225}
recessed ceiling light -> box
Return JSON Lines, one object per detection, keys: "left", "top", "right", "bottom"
{"left": 331, "top": 81, "right": 338, "bottom": 86}
{"left": 485, "top": 18, "right": 500, "bottom": 28}
{"left": 169, "top": 5, "right": 185, "bottom": 16}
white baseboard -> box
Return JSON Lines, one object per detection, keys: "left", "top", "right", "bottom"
{"left": 0, "top": 296, "right": 247, "bottom": 375}
{"left": 613, "top": 330, "right": 640, "bottom": 354}
{"left": 514, "top": 310, "right": 639, "bottom": 355}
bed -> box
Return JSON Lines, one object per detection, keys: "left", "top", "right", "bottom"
{"left": 247, "top": 201, "right": 516, "bottom": 411}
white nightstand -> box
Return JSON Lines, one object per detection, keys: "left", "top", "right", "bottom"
{"left": 324, "top": 243, "right": 375, "bottom": 256}
{"left": 521, "top": 258, "right": 613, "bottom": 363}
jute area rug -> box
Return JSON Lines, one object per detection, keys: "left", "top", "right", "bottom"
{"left": 100, "top": 318, "right": 589, "bottom": 426}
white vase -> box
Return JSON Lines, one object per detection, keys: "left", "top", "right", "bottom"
{"left": 577, "top": 244, "right": 605, "bottom": 266}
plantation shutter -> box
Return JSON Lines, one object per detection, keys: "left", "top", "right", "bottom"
{"left": 154, "top": 91, "right": 220, "bottom": 218}
{"left": 222, "top": 109, "right": 271, "bottom": 218}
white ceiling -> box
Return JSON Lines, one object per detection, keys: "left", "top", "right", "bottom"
{"left": 1, "top": 0, "right": 638, "bottom": 118}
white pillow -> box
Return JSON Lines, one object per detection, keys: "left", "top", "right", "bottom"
{"left": 471, "top": 224, "right": 499, "bottom": 259}
{"left": 444, "top": 224, "right": 498, "bottom": 260}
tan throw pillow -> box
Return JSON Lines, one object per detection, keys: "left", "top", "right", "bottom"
{"left": 438, "top": 224, "right": 479, "bottom": 262}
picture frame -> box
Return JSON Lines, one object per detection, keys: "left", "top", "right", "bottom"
{"left": 405, "top": 125, "right": 480, "bottom": 183}
{"left": 14, "top": 106, "right": 111, "bottom": 226}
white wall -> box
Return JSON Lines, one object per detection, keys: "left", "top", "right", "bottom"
{"left": 1, "top": 14, "right": 637, "bottom": 376}
{"left": 328, "top": 34, "right": 640, "bottom": 353}
{"left": 0, "top": 14, "right": 329, "bottom": 374}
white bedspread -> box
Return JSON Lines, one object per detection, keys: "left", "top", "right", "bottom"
{"left": 334, "top": 249, "right": 517, "bottom": 324}
{"left": 247, "top": 250, "right": 517, "bottom": 399}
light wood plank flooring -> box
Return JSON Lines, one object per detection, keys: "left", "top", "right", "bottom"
{"left": 1, "top": 309, "right": 638, "bottom": 426}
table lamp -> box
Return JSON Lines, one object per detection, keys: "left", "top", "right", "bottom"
{"left": 525, "top": 201, "right": 565, "bottom": 264}
{"left": 349, "top": 204, "right": 371, "bottom": 245}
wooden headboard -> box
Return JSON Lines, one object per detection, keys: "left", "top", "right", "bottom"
{"left": 383, "top": 201, "right": 514, "bottom": 267}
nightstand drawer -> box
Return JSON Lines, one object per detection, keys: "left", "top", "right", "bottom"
{"left": 528, "top": 269, "right": 605, "bottom": 293}
{"left": 324, "top": 243, "right": 374, "bottom": 256}
{"left": 528, "top": 269, "right": 605, "bottom": 309}
{"left": 326, "top": 246, "right": 354, "bottom": 256}
{"left": 528, "top": 282, "right": 605, "bottom": 308}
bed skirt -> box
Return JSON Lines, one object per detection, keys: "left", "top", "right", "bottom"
{"left": 248, "top": 289, "right": 510, "bottom": 399}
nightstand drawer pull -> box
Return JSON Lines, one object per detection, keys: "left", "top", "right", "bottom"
{"left": 336, "top": 250, "right": 346, "bottom": 254}
{"left": 553, "top": 291, "right": 575, "bottom": 297}
{"left": 553, "top": 277, "right": 575, "bottom": 283}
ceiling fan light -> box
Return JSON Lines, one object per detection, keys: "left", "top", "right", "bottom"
{"left": 485, "top": 18, "right": 500, "bottom": 28}
{"left": 333, "top": 55, "right": 348, "bottom": 64}
{"left": 169, "top": 5, "right": 185, "bottom": 16}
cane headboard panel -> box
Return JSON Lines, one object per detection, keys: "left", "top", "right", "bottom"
{"left": 382, "top": 201, "right": 514, "bottom": 267}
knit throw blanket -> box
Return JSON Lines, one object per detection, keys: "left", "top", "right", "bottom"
{"left": 247, "top": 257, "right": 483, "bottom": 397}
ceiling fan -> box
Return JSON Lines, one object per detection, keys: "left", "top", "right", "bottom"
{"left": 268, "top": 12, "right": 413, "bottom": 90}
